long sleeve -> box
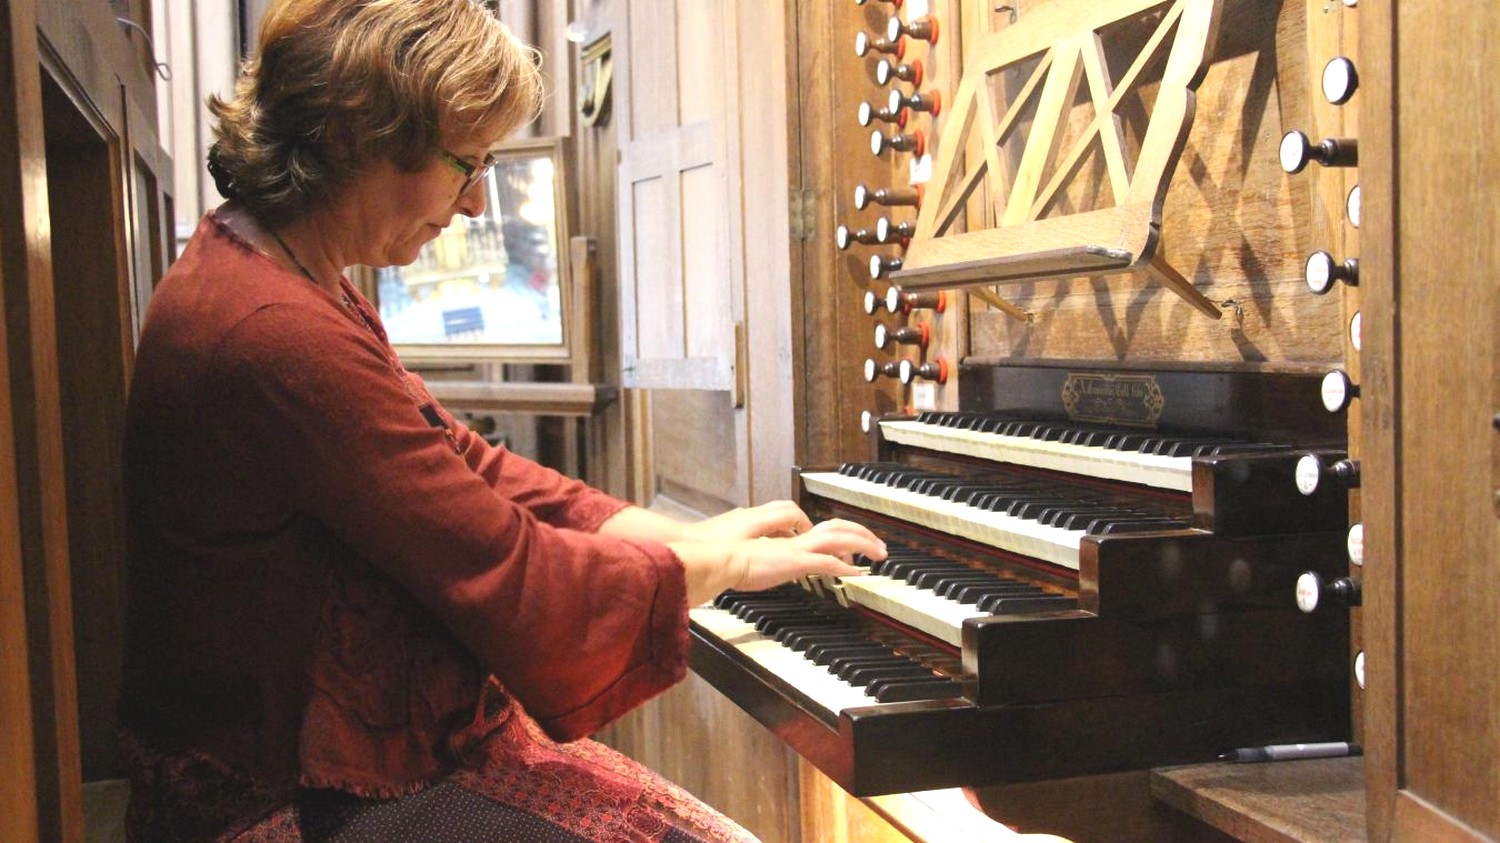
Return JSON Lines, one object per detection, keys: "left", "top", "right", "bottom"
{"left": 203, "top": 297, "right": 687, "bottom": 741}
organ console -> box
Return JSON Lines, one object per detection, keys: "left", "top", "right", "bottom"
{"left": 887, "top": 87, "right": 941, "bottom": 116}
{"left": 689, "top": 364, "right": 1352, "bottom": 795}
{"left": 1279, "top": 130, "right": 1358, "bottom": 173}
{"left": 870, "top": 128, "right": 925, "bottom": 157}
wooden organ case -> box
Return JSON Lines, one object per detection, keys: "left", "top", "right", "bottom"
{"left": 697, "top": 0, "right": 1379, "bottom": 837}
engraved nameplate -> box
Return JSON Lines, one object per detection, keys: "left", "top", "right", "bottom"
{"left": 1061, "top": 373, "right": 1164, "bottom": 427}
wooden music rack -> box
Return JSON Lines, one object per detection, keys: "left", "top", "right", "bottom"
{"left": 892, "top": 0, "right": 1226, "bottom": 320}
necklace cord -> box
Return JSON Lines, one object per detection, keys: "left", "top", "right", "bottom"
{"left": 268, "top": 227, "right": 318, "bottom": 284}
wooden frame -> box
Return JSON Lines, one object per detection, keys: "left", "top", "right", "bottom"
{"left": 381, "top": 136, "right": 579, "bottom": 364}
{"left": 894, "top": 0, "right": 1225, "bottom": 320}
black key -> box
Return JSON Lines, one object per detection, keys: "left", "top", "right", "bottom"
{"left": 843, "top": 664, "right": 935, "bottom": 687}
{"left": 809, "top": 643, "right": 891, "bottom": 665}
{"left": 871, "top": 677, "right": 963, "bottom": 702}
{"left": 950, "top": 582, "right": 1046, "bottom": 604}
{"left": 977, "top": 594, "right": 1079, "bottom": 614}
{"left": 1095, "top": 519, "right": 1191, "bottom": 534}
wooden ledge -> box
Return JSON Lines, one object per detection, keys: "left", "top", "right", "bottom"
{"left": 1150, "top": 757, "right": 1366, "bottom": 843}
{"left": 426, "top": 381, "right": 618, "bottom": 417}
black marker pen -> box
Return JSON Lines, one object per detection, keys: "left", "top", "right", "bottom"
{"left": 1218, "top": 742, "right": 1362, "bottom": 763}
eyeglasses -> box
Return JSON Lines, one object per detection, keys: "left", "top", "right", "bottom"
{"left": 437, "top": 147, "right": 499, "bottom": 197}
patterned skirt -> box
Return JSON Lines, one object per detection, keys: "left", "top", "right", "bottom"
{"left": 126, "top": 699, "right": 758, "bottom": 843}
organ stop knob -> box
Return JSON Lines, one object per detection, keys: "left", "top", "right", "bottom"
{"left": 1305, "top": 251, "right": 1359, "bottom": 294}
{"left": 1295, "top": 571, "right": 1363, "bottom": 613}
{"left": 874, "top": 322, "right": 929, "bottom": 350}
{"left": 853, "top": 183, "right": 922, "bottom": 210}
{"left": 876, "top": 217, "right": 916, "bottom": 243}
{"left": 887, "top": 15, "right": 938, "bottom": 44}
{"left": 876, "top": 59, "right": 923, "bottom": 87}
{"left": 871, "top": 129, "right": 925, "bottom": 157}
{"left": 864, "top": 358, "right": 903, "bottom": 382}
{"left": 1322, "top": 56, "right": 1359, "bottom": 105}
{"left": 835, "top": 225, "right": 880, "bottom": 250}
{"left": 869, "top": 255, "right": 904, "bottom": 279}
{"left": 854, "top": 31, "right": 905, "bottom": 59}
{"left": 1295, "top": 454, "right": 1361, "bottom": 496}
{"left": 1320, "top": 369, "right": 1359, "bottom": 413}
{"left": 888, "top": 288, "right": 945, "bottom": 313}
{"left": 888, "top": 88, "right": 941, "bottom": 116}
{"left": 898, "top": 358, "right": 948, "bottom": 385}
{"left": 1280, "top": 130, "right": 1358, "bottom": 173}
{"left": 858, "top": 101, "right": 907, "bottom": 127}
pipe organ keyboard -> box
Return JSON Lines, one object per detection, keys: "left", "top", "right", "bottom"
{"left": 689, "top": 364, "right": 1357, "bottom": 796}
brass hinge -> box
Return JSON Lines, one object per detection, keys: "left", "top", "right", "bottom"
{"left": 789, "top": 188, "right": 817, "bottom": 242}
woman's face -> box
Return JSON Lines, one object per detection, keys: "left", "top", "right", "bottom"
{"left": 337, "top": 140, "right": 494, "bottom": 269}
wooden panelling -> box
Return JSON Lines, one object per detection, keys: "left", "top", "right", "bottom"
{"left": 1362, "top": 0, "right": 1500, "bottom": 837}
{"left": 2, "top": 0, "right": 173, "bottom": 838}
{"left": 0, "top": 1, "right": 42, "bottom": 832}
{"left": 39, "top": 65, "right": 133, "bottom": 784}
{"left": 597, "top": 673, "right": 800, "bottom": 842}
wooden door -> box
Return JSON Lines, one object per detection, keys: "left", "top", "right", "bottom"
{"left": 1362, "top": 1, "right": 1500, "bottom": 839}
{"left": 2, "top": 0, "right": 173, "bottom": 838}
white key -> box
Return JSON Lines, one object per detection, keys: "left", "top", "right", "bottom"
{"left": 690, "top": 606, "right": 880, "bottom": 717}
{"left": 801, "top": 472, "right": 1084, "bottom": 570}
{"left": 836, "top": 575, "right": 988, "bottom": 646}
{"left": 880, "top": 419, "right": 1194, "bottom": 492}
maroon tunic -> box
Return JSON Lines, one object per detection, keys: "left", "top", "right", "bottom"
{"left": 119, "top": 214, "right": 752, "bottom": 841}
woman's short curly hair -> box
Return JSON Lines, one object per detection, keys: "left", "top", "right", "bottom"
{"left": 208, "top": 0, "right": 543, "bottom": 222}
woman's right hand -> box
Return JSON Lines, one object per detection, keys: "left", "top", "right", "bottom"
{"left": 671, "top": 518, "right": 886, "bottom": 605}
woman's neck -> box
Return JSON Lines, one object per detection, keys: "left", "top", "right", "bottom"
{"left": 219, "top": 201, "right": 346, "bottom": 295}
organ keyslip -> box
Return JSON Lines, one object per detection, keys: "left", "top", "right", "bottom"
{"left": 689, "top": 364, "right": 1352, "bottom": 795}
